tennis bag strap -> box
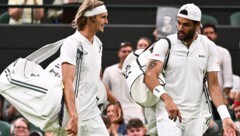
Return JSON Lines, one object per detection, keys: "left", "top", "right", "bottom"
{"left": 26, "top": 38, "right": 83, "bottom": 97}
{"left": 74, "top": 43, "right": 84, "bottom": 98}
{"left": 136, "top": 37, "right": 171, "bottom": 73}
{"left": 25, "top": 38, "right": 84, "bottom": 126}
{"left": 26, "top": 39, "right": 65, "bottom": 64}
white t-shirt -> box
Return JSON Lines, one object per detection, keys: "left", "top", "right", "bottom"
{"left": 103, "top": 64, "right": 145, "bottom": 123}
{"left": 216, "top": 45, "right": 233, "bottom": 89}
{"left": 60, "top": 30, "right": 102, "bottom": 120}
{"left": 150, "top": 34, "right": 220, "bottom": 118}
{"left": 8, "top": 0, "right": 43, "bottom": 24}
{"left": 234, "top": 121, "right": 240, "bottom": 131}
{"left": 231, "top": 75, "right": 240, "bottom": 93}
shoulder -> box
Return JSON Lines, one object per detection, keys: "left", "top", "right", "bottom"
{"left": 199, "top": 35, "right": 215, "bottom": 46}
{"left": 94, "top": 36, "right": 103, "bottom": 46}
{"left": 199, "top": 35, "right": 217, "bottom": 52}
{"left": 62, "top": 35, "right": 79, "bottom": 48}
{"left": 104, "top": 64, "right": 118, "bottom": 72}
{"left": 155, "top": 37, "right": 172, "bottom": 48}
{"left": 216, "top": 46, "right": 230, "bottom": 54}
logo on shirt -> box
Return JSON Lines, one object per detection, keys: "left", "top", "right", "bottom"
{"left": 199, "top": 55, "right": 205, "bottom": 58}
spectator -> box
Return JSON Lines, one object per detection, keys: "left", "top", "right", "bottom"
{"left": 152, "top": 29, "right": 160, "bottom": 41}
{"left": 0, "top": 94, "right": 4, "bottom": 120}
{"left": 12, "top": 117, "right": 30, "bottom": 136}
{"left": 2, "top": 100, "right": 22, "bottom": 123}
{"left": 136, "top": 37, "right": 151, "bottom": 50}
{"left": 202, "top": 23, "right": 234, "bottom": 120}
{"left": 103, "top": 42, "right": 145, "bottom": 123}
{"left": 47, "top": 0, "right": 63, "bottom": 24}
{"left": 127, "top": 118, "right": 146, "bottom": 136}
{"left": 104, "top": 103, "right": 127, "bottom": 136}
{"left": 230, "top": 75, "right": 240, "bottom": 100}
{"left": 8, "top": 0, "right": 44, "bottom": 24}
{"left": 233, "top": 100, "right": 240, "bottom": 130}
{"left": 61, "top": 0, "right": 83, "bottom": 24}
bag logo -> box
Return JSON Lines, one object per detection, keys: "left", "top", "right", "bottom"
{"left": 49, "top": 64, "right": 60, "bottom": 78}
{"left": 123, "top": 64, "right": 132, "bottom": 79}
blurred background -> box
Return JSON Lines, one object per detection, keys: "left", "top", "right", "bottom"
{"left": 0, "top": 0, "right": 239, "bottom": 75}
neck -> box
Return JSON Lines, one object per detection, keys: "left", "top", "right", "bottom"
{"left": 183, "top": 33, "right": 198, "bottom": 47}
{"left": 79, "top": 27, "right": 96, "bottom": 44}
{"left": 118, "top": 62, "right": 123, "bottom": 69}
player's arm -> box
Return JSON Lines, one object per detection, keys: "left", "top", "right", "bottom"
{"left": 207, "top": 71, "right": 238, "bottom": 133}
{"left": 144, "top": 59, "right": 181, "bottom": 122}
{"left": 62, "top": 62, "right": 78, "bottom": 135}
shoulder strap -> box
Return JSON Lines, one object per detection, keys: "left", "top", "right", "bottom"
{"left": 201, "top": 35, "right": 212, "bottom": 125}
{"left": 26, "top": 39, "right": 65, "bottom": 64}
{"left": 74, "top": 42, "right": 84, "bottom": 98}
{"left": 201, "top": 36, "right": 209, "bottom": 76}
{"left": 162, "top": 38, "right": 171, "bottom": 71}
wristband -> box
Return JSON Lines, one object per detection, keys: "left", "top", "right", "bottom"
{"left": 217, "top": 105, "right": 230, "bottom": 120}
{"left": 153, "top": 85, "right": 167, "bottom": 98}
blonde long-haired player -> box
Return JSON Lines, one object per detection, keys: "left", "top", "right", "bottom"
{"left": 56, "top": 0, "right": 123, "bottom": 136}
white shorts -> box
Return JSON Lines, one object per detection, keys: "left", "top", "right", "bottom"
{"left": 156, "top": 116, "right": 204, "bottom": 136}
{"left": 53, "top": 116, "right": 109, "bottom": 136}
{"left": 78, "top": 116, "right": 109, "bottom": 136}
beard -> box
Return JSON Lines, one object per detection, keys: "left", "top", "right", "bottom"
{"left": 177, "top": 27, "right": 196, "bottom": 42}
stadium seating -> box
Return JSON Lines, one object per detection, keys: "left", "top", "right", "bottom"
{"left": 230, "top": 12, "right": 240, "bottom": 26}
{"left": 201, "top": 14, "right": 218, "bottom": 25}
{"left": 0, "top": 120, "right": 11, "bottom": 136}
{"left": 0, "top": 12, "right": 10, "bottom": 24}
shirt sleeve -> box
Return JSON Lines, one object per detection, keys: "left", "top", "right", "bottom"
{"left": 149, "top": 39, "right": 169, "bottom": 62}
{"left": 60, "top": 38, "right": 78, "bottom": 66}
{"left": 206, "top": 40, "right": 220, "bottom": 72}
{"left": 221, "top": 48, "right": 233, "bottom": 88}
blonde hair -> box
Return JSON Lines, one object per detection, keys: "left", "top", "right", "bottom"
{"left": 72, "top": 0, "right": 104, "bottom": 30}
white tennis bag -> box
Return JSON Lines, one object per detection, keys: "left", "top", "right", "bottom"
{"left": 122, "top": 38, "right": 171, "bottom": 107}
{"left": 0, "top": 39, "right": 75, "bottom": 131}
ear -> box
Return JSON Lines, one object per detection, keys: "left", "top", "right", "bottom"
{"left": 89, "top": 17, "right": 96, "bottom": 22}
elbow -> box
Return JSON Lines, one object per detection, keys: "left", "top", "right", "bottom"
{"left": 144, "top": 71, "right": 153, "bottom": 85}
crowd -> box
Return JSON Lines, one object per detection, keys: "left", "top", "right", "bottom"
{"left": 0, "top": 0, "right": 240, "bottom": 136}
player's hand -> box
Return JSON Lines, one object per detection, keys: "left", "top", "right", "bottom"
{"left": 65, "top": 115, "right": 78, "bottom": 136}
{"left": 222, "top": 117, "right": 238, "bottom": 136}
{"left": 162, "top": 94, "right": 182, "bottom": 123}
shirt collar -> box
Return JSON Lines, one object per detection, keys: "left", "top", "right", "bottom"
{"left": 73, "top": 30, "right": 102, "bottom": 47}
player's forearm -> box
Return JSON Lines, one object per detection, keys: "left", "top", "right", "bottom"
{"left": 209, "top": 84, "right": 225, "bottom": 108}
{"left": 63, "top": 83, "right": 78, "bottom": 118}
